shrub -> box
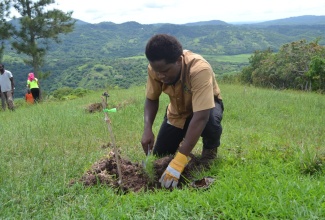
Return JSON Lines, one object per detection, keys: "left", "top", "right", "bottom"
{"left": 51, "top": 87, "right": 91, "bottom": 100}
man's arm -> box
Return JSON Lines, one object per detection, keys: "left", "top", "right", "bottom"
{"left": 178, "top": 109, "right": 210, "bottom": 156}
{"left": 10, "top": 77, "right": 14, "bottom": 93}
{"left": 141, "top": 98, "right": 159, "bottom": 154}
{"left": 159, "top": 109, "right": 211, "bottom": 188}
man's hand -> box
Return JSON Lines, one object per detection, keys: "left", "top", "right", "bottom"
{"left": 141, "top": 128, "right": 155, "bottom": 155}
{"left": 159, "top": 152, "right": 190, "bottom": 188}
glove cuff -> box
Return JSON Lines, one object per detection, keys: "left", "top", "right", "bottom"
{"left": 174, "top": 152, "right": 190, "bottom": 166}
{"left": 168, "top": 152, "right": 190, "bottom": 174}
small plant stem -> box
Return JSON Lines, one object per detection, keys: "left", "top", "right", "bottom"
{"left": 101, "top": 96, "right": 123, "bottom": 185}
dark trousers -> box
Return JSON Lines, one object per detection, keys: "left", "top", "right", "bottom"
{"left": 153, "top": 100, "right": 224, "bottom": 156}
{"left": 31, "top": 88, "right": 40, "bottom": 102}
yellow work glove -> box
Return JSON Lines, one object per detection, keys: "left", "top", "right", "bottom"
{"left": 159, "top": 152, "right": 190, "bottom": 188}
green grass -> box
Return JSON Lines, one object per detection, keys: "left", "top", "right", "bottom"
{"left": 1, "top": 84, "right": 325, "bottom": 219}
{"left": 204, "top": 54, "right": 251, "bottom": 63}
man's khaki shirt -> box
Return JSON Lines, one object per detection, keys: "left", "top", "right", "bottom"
{"left": 146, "top": 50, "right": 222, "bottom": 129}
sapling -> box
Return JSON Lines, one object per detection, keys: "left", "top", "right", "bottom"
{"left": 143, "top": 154, "right": 156, "bottom": 184}
{"left": 101, "top": 92, "right": 123, "bottom": 185}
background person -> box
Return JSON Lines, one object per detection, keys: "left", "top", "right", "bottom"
{"left": 0, "top": 86, "right": 6, "bottom": 110}
{"left": 140, "top": 34, "right": 224, "bottom": 189}
{"left": 27, "top": 73, "right": 40, "bottom": 102}
{"left": 0, "top": 64, "right": 15, "bottom": 111}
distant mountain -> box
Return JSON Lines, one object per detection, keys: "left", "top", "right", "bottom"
{"left": 181, "top": 15, "right": 325, "bottom": 26}
{"left": 4, "top": 15, "right": 325, "bottom": 97}
{"left": 49, "top": 17, "right": 324, "bottom": 60}
{"left": 72, "top": 15, "right": 325, "bottom": 26}
{"left": 74, "top": 19, "right": 90, "bottom": 25}
{"left": 250, "top": 15, "right": 325, "bottom": 26}
{"left": 184, "top": 20, "right": 229, "bottom": 26}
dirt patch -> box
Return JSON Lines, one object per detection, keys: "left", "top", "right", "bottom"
{"left": 86, "top": 102, "right": 103, "bottom": 113}
{"left": 70, "top": 149, "right": 213, "bottom": 193}
{"left": 85, "top": 99, "right": 136, "bottom": 113}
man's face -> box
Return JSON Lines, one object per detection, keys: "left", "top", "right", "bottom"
{"left": 0, "top": 65, "right": 4, "bottom": 73}
{"left": 149, "top": 58, "right": 181, "bottom": 85}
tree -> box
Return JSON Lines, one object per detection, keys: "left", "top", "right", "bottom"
{"left": 10, "top": 0, "right": 75, "bottom": 78}
{"left": 240, "top": 39, "right": 325, "bottom": 91}
{"left": 307, "top": 56, "right": 325, "bottom": 92}
{"left": 240, "top": 48, "right": 273, "bottom": 84}
{"left": 0, "top": 0, "right": 13, "bottom": 61}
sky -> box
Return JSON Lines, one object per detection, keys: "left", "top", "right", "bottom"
{"left": 51, "top": 0, "right": 325, "bottom": 24}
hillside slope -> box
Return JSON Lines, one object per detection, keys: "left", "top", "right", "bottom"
{"left": 3, "top": 15, "right": 325, "bottom": 97}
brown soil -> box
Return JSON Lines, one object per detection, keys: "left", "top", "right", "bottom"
{"left": 85, "top": 99, "right": 136, "bottom": 113}
{"left": 86, "top": 102, "right": 103, "bottom": 113}
{"left": 78, "top": 101, "right": 214, "bottom": 192}
{"left": 69, "top": 149, "right": 213, "bottom": 193}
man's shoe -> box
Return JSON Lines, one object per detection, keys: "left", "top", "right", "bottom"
{"left": 200, "top": 148, "right": 218, "bottom": 168}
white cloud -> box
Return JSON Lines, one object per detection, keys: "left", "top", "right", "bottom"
{"left": 51, "top": 0, "right": 325, "bottom": 24}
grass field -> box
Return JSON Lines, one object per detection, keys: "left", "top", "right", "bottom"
{"left": 0, "top": 83, "right": 324, "bottom": 219}
{"left": 204, "top": 54, "right": 251, "bottom": 63}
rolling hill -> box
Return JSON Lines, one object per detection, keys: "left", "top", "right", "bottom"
{"left": 3, "top": 15, "right": 325, "bottom": 98}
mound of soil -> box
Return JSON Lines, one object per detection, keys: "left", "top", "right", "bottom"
{"left": 85, "top": 99, "right": 136, "bottom": 113}
{"left": 70, "top": 150, "right": 213, "bottom": 193}
{"left": 86, "top": 102, "right": 103, "bottom": 113}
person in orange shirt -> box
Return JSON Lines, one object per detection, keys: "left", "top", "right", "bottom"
{"left": 25, "top": 89, "right": 34, "bottom": 104}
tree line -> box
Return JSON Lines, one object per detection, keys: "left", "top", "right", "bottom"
{"left": 0, "top": 0, "right": 75, "bottom": 79}
{"left": 240, "top": 39, "right": 325, "bottom": 92}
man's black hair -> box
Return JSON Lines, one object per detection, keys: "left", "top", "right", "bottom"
{"left": 145, "top": 34, "right": 183, "bottom": 64}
